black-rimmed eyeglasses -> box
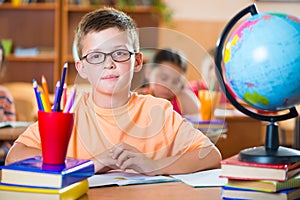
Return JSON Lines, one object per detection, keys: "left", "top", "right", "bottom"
{"left": 81, "top": 49, "right": 135, "bottom": 64}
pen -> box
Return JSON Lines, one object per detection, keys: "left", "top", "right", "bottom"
{"left": 32, "top": 79, "right": 44, "bottom": 111}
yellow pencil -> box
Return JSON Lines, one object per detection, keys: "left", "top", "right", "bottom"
{"left": 40, "top": 92, "right": 51, "bottom": 112}
{"left": 41, "top": 75, "right": 51, "bottom": 111}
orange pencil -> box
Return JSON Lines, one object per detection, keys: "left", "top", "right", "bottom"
{"left": 41, "top": 75, "right": 51, "bottom": 110}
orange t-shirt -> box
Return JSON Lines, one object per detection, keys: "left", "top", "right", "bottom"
{"left": 15, "top": 92, "right": 212, "bottom": 160}
{"left": 136, "top": 87, "right": 182, "bottom": 115}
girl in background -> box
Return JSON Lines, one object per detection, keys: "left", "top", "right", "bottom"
{"left": 138, "top": 48, "right": 200, "bottom": 116}
{"left": 0, "top": 41, "right": 16, "bottom": 164}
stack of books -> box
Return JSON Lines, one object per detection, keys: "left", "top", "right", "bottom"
{"left": 188, "top": 119, "right": 228, "bottom": 133}
{"left": 184, "top": 118, "right": 228, "bottom": 143}
{"left": 0, "top": 156, "right": 94, "bottom": 199}
{"left": 220, "top": 154, "right": 300, "bottom": 200}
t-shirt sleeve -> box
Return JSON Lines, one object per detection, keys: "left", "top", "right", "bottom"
{"left": 14, "top": 122, "right": 42, "bottom": 149}
{"left": 165, "top": 107, "right": 214, "bottom": 156}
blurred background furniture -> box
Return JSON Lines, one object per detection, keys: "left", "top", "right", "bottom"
{"left": 295, "top": 117, "right": 300, "bottom": 150}
{"left": 2, "top": 82, "right": 37, "bottom": 122}
{"left": 277, "top": 105, "right": 300, "bottom": 150}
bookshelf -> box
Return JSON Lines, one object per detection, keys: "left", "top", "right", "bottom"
{"left": 61, "top": 0, "right": 160, "bottom": 85}
{"left": 0, "top": 1, "right": 161, "bottom": 91}
{"left": 0, "top": 2, "right": 60, "bottom": 93}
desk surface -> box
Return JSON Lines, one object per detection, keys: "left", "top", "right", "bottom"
{"left": 0, "top": 127, "right": 28, "bottom": 140}
{"left": 78, "top": 182, "right": 222, "bottom": 200}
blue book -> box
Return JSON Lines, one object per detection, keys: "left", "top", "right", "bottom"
{"left": 185, "top": 117, "right": 227, "bottom": 133}
{"left": 222, "top": 185, "right": 300, "bottom": 200}
{"left": 0, "top": 156, "right": 94, "bottom": 189}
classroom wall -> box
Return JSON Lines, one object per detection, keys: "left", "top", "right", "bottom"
{"left": 165, "top": 0, "right": 300, "bottom": 21}
{"left": 161, "top": 0, "right": 300, "bottom": 80}
{"left": 163, "top": 0, "right": 300, "bottom": 51}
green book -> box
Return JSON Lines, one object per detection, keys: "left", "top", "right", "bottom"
{"left": 226, "top": 173, "right": 300, "bottom": 192}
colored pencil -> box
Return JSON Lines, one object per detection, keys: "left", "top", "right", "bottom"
{"left": 41, "top": 75, "right": 51, "bottom": 111}
{"left": 63, "top": 85, "right": 77, "bottom": 113}
{"left": 32, "top": 79, "right": 44, "bottom": 111}
{"left": 54, "top": 62, "right": 68, "bottom": 111}
{"left": 52, "top": 81, "right": 61, "bottom": 112}
{"left": 40, "top": 92, "right": 51, "bottom": 112}
{"left": 62, "top": 83, "right": 67, "bottom": 109}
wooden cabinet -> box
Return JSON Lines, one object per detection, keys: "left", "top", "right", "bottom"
{"left": 61, "top": 1, "right": 160, "bottom": 85}
{"left": 215, "top": 115, "right": 267, "bottom": 159}
{"left": 0, "top": 2, "right": 60, "bottom": 93}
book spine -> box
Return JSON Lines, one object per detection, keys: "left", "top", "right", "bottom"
{"left": 219, "top": 175, "right": 286, "bottom": 182}
{"left": 220, "top": 162, "right": 288, "bottom": 169}
{"left": 60, "top": 179, "right": 89, "bottom": 199}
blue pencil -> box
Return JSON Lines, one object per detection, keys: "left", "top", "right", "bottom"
{"left": 32, "top": 79, "right": 44, "bottom": 111}
{"left": 52, "top": 81, "right": 61, "bottom": 112}
{"left": 54, "top": 62, "right": 68, "bottom": 111}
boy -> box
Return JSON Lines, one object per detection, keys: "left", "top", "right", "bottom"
{"left": 6, "top": 8, "right": 221, "bottom": 175}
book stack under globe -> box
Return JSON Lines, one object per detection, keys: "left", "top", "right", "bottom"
{"left": 0, "top": 156, "right": 94, "bottom": 200}
{"left": 220, "top": 154, "right": 300, "bottom": 200}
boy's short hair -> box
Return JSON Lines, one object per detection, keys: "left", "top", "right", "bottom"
{"left": 74, "top": 7, "right": 140, "bottom": 60}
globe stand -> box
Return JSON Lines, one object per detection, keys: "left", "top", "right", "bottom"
{"left": 215, "top": 4, "right": 300, "bottom": 164}
{"left": 239, "top": 122, "right": 300, "bottom": 164}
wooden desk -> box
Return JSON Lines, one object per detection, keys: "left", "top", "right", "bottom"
{"left": 215, "top": 109, "right": 267, "bottom": 159}
{"left": 78, "top": 182, "right": 222, "bottom": 200}
{"left": 0, "top": 127, "right": 27, "bottom": 140}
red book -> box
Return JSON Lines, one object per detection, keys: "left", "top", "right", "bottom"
{"left": 220, "top": 155, "right": 300, "bottom": 182}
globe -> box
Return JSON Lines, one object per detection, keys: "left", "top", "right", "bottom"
{"left": 215, "top": 4, "right": 300, "bottom": 164}
{"left": 223, "top": 11, "right": 300, "bottom": 112}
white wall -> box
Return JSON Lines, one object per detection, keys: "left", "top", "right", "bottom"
{"left": 165, "top": 0, "right": 300, "bottom": 21}
{"left": 160, "top": 0, "right": 300, "bottom": 81}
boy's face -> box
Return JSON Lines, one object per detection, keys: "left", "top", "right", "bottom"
{"left": 76, "top": 27, "right": 142, "bottom": 95}
{"left": 149, "top": 61, "right": 185, "bottom": 101}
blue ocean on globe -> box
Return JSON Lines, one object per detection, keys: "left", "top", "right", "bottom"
{"left": 224, "top": 12, "right": 300, "bottom": 111}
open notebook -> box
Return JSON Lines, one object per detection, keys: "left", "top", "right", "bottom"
{"left": 88, "top": 171, "right": 178, "bottom": 187}
{"left": 0, "top": 121, "right": 33, "bottom": 129}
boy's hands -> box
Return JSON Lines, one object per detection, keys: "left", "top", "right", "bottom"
{"left": 109, "top": 142, "right": 159, "bottom": 175}
{"left": 93, "top": 142, "right": 158, "bottom": 175}
{"left": 91, "top": 142, "right": 221, "bottom": 175}
{"left": 92, "top": 149, "right": 119, "bottom": 173}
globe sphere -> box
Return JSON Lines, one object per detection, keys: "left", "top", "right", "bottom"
{"left": 224, "top": 12, "right": 300, "bottom": 111}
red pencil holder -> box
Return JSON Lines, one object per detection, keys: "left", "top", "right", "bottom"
{"left": 38, "top": 111, "right": 74, "bottom": 165}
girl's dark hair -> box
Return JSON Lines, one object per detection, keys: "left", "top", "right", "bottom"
{"left": 0, "top": 41, "right": 6, "bottom": 78}
{"left": 149, "top": 48, "right": 187, "bottom": 73}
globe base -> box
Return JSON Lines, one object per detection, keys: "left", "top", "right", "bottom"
{"left": 238, "top": 146, "right": 300, "bottom": 164}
